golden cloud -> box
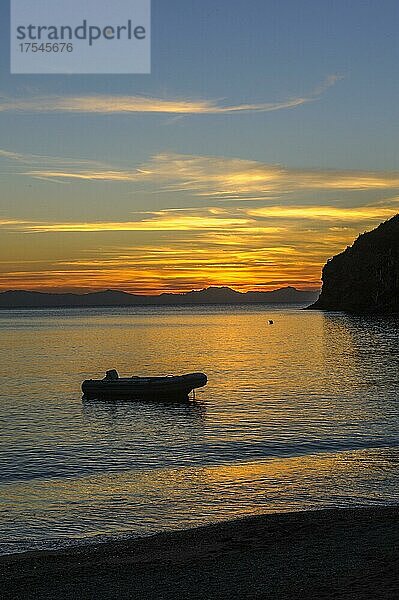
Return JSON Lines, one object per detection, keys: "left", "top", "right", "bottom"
{"left": 130, "top": 154, "right": 399, "bottom": 196}
{"left": 1, "top": 202, "right": 397, "bottom": 236}
{"left": 0, "top": 75, "right": 341, "bottom": 115}
{"left": 247, "top": 205, "right": 398, "bottom": 221}
{"left": 20, "top": 153, "right": 399, "bottom": 202}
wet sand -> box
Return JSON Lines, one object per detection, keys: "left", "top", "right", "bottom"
{"left": 1, "top": 506, "right": 398, "bottom": 599}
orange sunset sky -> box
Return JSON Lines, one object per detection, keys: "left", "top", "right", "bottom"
{"left": 1, "top": 2, "right": 399, "bottom": 294}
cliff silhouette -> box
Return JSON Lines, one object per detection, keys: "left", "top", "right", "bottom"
{"left": 309, "top": 214, "right": 399, "bottom": 313}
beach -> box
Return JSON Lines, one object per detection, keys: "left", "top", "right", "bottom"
{"left": 1, "top": 506, "right": 398, "bottom": 599}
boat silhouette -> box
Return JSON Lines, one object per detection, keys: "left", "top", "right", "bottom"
{"left": 82, "top": 369, "right": 207, "bottom": 401}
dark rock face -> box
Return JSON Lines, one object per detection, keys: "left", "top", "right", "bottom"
{"left": 309, "top": 214, "right": 399, "bottom": 313}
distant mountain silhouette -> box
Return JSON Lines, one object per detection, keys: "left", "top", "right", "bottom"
{"left": 0, "top": 286, "right": 319, "bottom": 309}
{"left": 309, "top": 214, "right": 399, "bottom": 313}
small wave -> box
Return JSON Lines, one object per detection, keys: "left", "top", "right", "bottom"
{"left": 1, "top": 436, "right": 398, "bottom": 484}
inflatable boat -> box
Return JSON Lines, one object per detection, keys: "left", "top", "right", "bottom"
{"left": 82, "top": 369, "right": 207, "bottom": 400}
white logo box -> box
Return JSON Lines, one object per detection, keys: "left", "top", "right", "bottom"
{"left": 11, "top": 0, "right": 151, "bottom": 74}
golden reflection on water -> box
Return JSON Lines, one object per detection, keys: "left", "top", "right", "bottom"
{"left": 2, "top": 447, "right": 398, "bottom": 541}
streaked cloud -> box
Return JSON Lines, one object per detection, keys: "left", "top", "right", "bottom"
{"left": 13, "top": 152, "right": 399, "bottom": 200}
{"left": 0, "top": 219, "right": 30, "bottom": 226}
{"left": 247, "top": 205, "right": 397, "bottom": 221}
{"left": 128, "top": 153, "right": 399, "bottom": 197}
{"left": 1, "top": 205, "right": 397, "bottom": 293}
{"left": 4, "top": 144, "right": 399, "bottom": 204}
{"left": 0, "top": 214, "right": 387, "bottom": 293}
{"left": 0, "top": 149, "right": 107, "bottom": 170}
{"left": 2, "top": 142, "right": 398, "bottom": 293}
{"left": 1, "top": 203, "right": 397, "bottom": 235}
{"left": 0, "top": 75, "right": 341, "bottom": 115}
{"left": 0, "top": 230, "right": 342, "bottom": 293}
{"left": 24, "top": 170, "right": 136, "bottom": 182}
{"left": 17, "top": 212, "right": 252, "bottom": 233}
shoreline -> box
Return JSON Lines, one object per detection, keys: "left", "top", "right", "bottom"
{"left": 1, "top": 505, "right": 398, "bottom": 599}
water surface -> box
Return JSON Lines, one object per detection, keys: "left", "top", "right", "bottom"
{"left": 1, "top": 304, "right": 398, "bottom": 554}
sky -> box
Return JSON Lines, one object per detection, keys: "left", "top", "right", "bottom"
{"left": 0, "top": 0, "right": 398, "bottom": 293}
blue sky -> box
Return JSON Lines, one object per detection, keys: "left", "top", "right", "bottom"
{"left": 0, "top": 0, "right": 398, "bottom": 292}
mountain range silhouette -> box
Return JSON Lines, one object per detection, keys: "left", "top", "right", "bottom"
{"left": 0, "top": 286, "right": 318, "bottom": 309}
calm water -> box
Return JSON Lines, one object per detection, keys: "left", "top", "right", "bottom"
{"left": 1, "top": 304, "right": 398, "bottom": 555}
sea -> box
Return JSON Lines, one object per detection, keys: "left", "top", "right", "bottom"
{"left": 1, "top": 304, "right": 398, "bottom": 555}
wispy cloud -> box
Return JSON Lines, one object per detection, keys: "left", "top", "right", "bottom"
{"left": 0, "top": 75, "right": 341, "bottom": 115}
{"left": 1, "top": 208, "right": 396, "bottom": 293}
{"left": 1, "top": 204, "right": 396, "bottom": 235}
{"left": 0, "top": 147, "right": 105, "bottom": 169}
{"left": 3, "top": 146, "right": 399, "bottom": 203}
{"left": 1, "top": 204, "right": 397, "bottom": 293}
{"left": 0, "top": 210, "right": 252, "bottom": 233}
{"left": 247, "top": 205, "right": 398, "bottom": 221}
{"left": 3, "top": 142, "right": 399, "bottom": 293}
{"left": 31, "top": 152, "right": 398, "bottom": 197}
{"left": 24, "top": 170, "right": 137, "bottom": 181}
{"left": 126, "top": 153, "right": 399, "bottom": 197}
{"left": 0, "top": 219, "right": 29, "bottom": 226}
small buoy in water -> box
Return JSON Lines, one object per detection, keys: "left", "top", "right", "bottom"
{"left": 268, "top": 320, "right": 274, "bottom": 325}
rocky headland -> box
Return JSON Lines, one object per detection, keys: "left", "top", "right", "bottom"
{"left": 309, "top": 214, "right": 399, "bottom": 312}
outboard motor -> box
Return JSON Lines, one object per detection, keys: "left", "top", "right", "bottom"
{"left": 104, "top": 369, "right": 119, "bottom": 380}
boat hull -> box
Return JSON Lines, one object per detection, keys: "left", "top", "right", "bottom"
{"left": 82, "top": 372, "right": 207, "bottom": 401}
